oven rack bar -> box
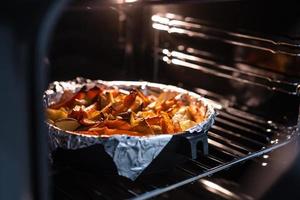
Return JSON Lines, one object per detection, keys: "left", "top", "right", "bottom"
{"left": 160, "top": 48, "right": 298, "bottom": 87}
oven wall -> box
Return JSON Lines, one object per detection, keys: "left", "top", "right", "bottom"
{"left": 48, "top": 1, "right": 300, "bottom": 125}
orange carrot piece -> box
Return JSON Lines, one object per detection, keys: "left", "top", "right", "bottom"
{"left": 161, "top": 111, "right": 174, "bottom": 134}
{"left": 104, "top": 119, "right": 131, "bottom": 130}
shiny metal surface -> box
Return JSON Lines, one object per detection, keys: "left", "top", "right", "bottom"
{"left": 152, "top": 13, "right": 300, "bottom": 56}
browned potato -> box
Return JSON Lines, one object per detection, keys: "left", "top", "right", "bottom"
{"left": 179, "top": 120, "right": 197, "bottom": 131}
{"left": 46, "top": 108, "right": 68, "bottom": 121}
{"left": 55, "top": 118, "right": 80, "bottom": 131}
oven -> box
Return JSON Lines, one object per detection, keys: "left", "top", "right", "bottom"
{"left": 1, "top": 1, "right": 300, "bottom": 200}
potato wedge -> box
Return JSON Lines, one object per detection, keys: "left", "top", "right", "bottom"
{"left": 46, "top": 108, "right": 68, "bottom": 121}
{"left": 55, "top": 118, "right": 80, "bottom": 131}
{"left": 179, "top": 120, "right": 197, "bottom": 131}
{"left": 130, "top": 119, "right": 154, "bottom": 135}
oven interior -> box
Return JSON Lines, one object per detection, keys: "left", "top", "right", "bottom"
{"left": 46, "top": 1, "right": 300, "bottom": 200}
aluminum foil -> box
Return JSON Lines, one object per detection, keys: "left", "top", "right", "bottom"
{"left": 45, "top": 78, "right": 217, "bottom": 180}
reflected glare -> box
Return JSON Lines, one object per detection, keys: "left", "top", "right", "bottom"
{"left": 200, "top": 179, "right": 240, "bottom": 200}
{"left": 152, "top": 15, "right": 204, "bottom": 37}
{"left": 151, "top": 15, "right": 169, "bottom": 25}
{"left": 152, "top": 23, "right": 169, "bottom": 31}
{"left": 263, "top": 155, "right": 269, "bottom": 159}
{"left": 162, "top": 49, "right": 171, "bottom": 56}
{"left": 163, "top": 56, "right": 171, "bottom": 64}
{"left": 171, "top": 58, "right": 200, "bottom": 70}
{"left": 170, "top": 51, "right": 216, "bottom": 65}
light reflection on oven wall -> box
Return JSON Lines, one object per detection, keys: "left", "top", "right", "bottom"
{"left": 199, "top": 179, "right": 243, "bottom": 200}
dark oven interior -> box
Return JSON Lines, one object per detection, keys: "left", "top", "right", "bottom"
{"left": 47, "top": 1, "right": 300, "bottom": 200}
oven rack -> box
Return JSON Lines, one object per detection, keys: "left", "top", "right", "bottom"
{"left": 51, "top": 100, "right": 299, "bottom": 200}
{"left": 151, "top": 13, "right": 300, "bottom": 57}
{"left": 158, "top": 47, "right": 300, "bottom": 96}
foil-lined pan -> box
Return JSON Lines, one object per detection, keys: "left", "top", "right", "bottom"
{"left": 45, "top": 78, "right": 217, "bottom": 180}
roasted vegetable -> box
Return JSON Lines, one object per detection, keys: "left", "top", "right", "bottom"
{"left": 46, "top": 85, "right": 207, "bottom": 135}
{"left": 46, "top": 108, "right": 68, "bottom": 121}
{"left": 161, "top": 111, "right": 174, "bottom": 134}
{"left": 55, "top": 118, "right": 80, "bottom": 131}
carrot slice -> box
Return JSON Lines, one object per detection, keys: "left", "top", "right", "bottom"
{"left": 161, "top": 111, "right": 174, "bottom": 134}
{"left": 145, "top": 116, "right": 162, "bottom": 126}
{"left": 49, "top": 90, "right": 76, "bottom": 109}
{"left": 123, "top": 90, "right": 137, "bottom": 109}
{"left": 86, "top": 87, "right": 101, "bottom": 100}
{"left": 104, "top": 119, "right": 131, "bottom": 130}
